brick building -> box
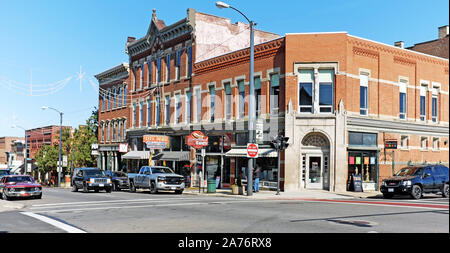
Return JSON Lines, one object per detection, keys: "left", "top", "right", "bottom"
{"left": 406, "top": 25, "right": 449, "bottom": 59}
{"left": 0, "top": 136, "right": 24, "bottom": 169}
{"left": 95, "top": 63, "right": 130, "bottom": 171}
{"left": 26, "top": 125, "right": 72, "bottom": 160}
{"left": 97, "top": 8, "right": 449, "bottom": 192}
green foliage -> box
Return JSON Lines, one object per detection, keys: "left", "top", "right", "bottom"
{"left": 69, "top": 107, "right": 98, "bottom": 169}
{"left": 35, "top": 145, "right": 59, "bottom": 175}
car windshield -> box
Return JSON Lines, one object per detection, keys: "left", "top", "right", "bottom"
{"left": 152, "top": 167, "right": 174, "bottom": 174}
{"left": 6, "top": 176, "right": 34, "bottom": 183}
{"left": 84, "top": 170, "right": 105, "bottom": 177}
{"left": 395, "top": 167, "right": 422, "bottom": 176}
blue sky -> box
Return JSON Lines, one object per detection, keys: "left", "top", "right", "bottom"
{"left": 0, "top": 0, "right": 448, "bottom": 137}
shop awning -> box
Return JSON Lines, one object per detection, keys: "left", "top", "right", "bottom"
{"left": 225, "top": 148, "right": 278, "bottom": 158}
{"left": 154, "top": 151, "right": 190, "bottom": 161}
{"left": 121, "top": 151, "right": 151, "bottom": 160}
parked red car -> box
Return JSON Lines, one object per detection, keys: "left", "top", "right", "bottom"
{"left": 0, "top": 175, "right": 42, "bottom": 200}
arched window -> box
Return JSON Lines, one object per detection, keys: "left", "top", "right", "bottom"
{"left": 302, "top": 134, "right": 329, "bottom": 147}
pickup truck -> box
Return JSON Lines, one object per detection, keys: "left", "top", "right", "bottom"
{"left": 128, "top": 166, "right": 185, "bottom": 194}
{"left": 380, "top": 165, "right": 449, "bottom": 199}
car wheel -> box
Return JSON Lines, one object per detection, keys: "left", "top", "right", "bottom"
{"left": 383, "top": 193, "right": 393, "bottom": 199}
{"left": 112, "top": 183, "right": 117, "bottom": 191}
{"left": 2, "top": 190, "right": 9, "bottom": 200}
{"left": 106, "top": 187, "right": 112, "bottom": 193}
{"left": 83, "top": 183, "right": 89, "bottom": 193}
{"left": 129, "top": 181, "right": 136, "bottom": 193}
{"left": 150, "top": 182, "right": 158, "bottom": 194}
{"left": 72, "top": 183, "right": 78, "bottom": 192}
{"left": 175, "top": 190, "right": 183, "bottom": 194}
{"left": 411, "top": 185, "right": 422, "bottom": 199}
{"left": 443, "top": 184, "right": 449, "bottom": 198}
{"left": 35, "top": 194, "right": 42, "bottom": 199}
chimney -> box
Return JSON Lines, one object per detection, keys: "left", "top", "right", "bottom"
{"left": 127, "top": 37, "right": 136, "bottom": 43}
{"left": 438, "top": 25, "right": 449, "bottom": 39}
{"left": 394, "top": 41, "right": 404, "bottom": 49}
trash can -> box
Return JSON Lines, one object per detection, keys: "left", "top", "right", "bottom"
{"left": 207, "top": 179, "right": 216, "bottom": 193}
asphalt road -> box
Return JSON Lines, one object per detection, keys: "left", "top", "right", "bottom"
{"left": 0, "top": 187, "right": 448, "bottom": 234}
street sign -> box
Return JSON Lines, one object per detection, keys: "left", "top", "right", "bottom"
{"left": 119, "top": 143, "right": 128, "bottom": 153}
{"left": 256, "top": 119, "right": 264, "bottom": 144}
{"left": 247, "top": 143, "right": 259, "bottom": 158}
{"left": 201, "top": 148, "right": 206, "bottom": 157}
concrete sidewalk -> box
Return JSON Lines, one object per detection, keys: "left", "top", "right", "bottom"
{"left": 183, "top": 188, "right": 382, "bottom": 200}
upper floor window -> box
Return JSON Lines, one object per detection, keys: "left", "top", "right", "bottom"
{"left": 176, "top": 50, "right": 181, "bottom": 80}
{"left": 187, "top": 47, "right": 192, "bottom": 78}
{"left": 360, "top": 73, "right": 369, "bottom": 116}
{"left": 238, "top": 80, "right": 246, "bottom": 119}
{"left": 254, "top": 77, "right": 262, "bottom": 118}
{"left": 155, "top": 97, "right": 160, "bottom": 126}
{"left": 298, "top": 69, "right": 313, "bottom": 113}
{"left": 140, "top": 64, "right": 144, "bottom": 89}
{"left": 399, "top": 79, "right": 407, "bottom": 120}
{"left": 165, "top": 95, "right": 170, "bottom": 125}
{"left": 123, "top": 85, "right": 127, "bottom": 106}
{"left": 175, "top": 93, "right": 181, "bottom": 124}
{"left": 318, "top": 69, "right": 333, "bottom": 113}
{"left": 133, "top": 104, "right": 137, "bottom": 128}
{"left": 224, "top": 83, "right": 232, "bottom": 120}
{"left": 195, "top": 87, "right": 202, "bottom": 123}
{"left": 118, "top": 87, "right": 122, "bottom": 108}
{"left": 166, "top": 54, "right": 171, "bottom": 83}
{"left": 157, "top": 58, "right": 162, "bottom": 83}
{"left": 102, "top": 93, "right": 106, "bottom": 112}
{"left": 147, "top": 99, "right": 152, "bottom": 127}
{"left": 209, "top": 86, "right": 215, "bottom": 123}
{"left": 432, "top": 87, "right": 438, "bottom": 122}
{"left": 186, "top": 91, "right": 191, "bottom": 123}
{"left": 270, "top": 74, "right": 280, "bottom": 116}
{"left": 420, "top": 85, "right": 427, "bottom": 121}
{"left": 148, "top": 61, "right": 152, "bottom": 86}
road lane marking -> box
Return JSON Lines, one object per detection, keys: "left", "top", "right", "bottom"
{"left": 31, "top": 197, "right": 199, "bottom": 208}
{"left": 296, "top": 199, "right": 449, "bottom": 210}
{"left": 21, "top": 212, "right": 86, "bottom": 233}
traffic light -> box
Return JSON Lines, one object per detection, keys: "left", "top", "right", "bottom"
{"left": 271, "top": 135, "right": 289, "bottom": 150}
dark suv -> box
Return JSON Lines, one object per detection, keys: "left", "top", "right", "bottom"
{"left": 71, "top": 168, "right": 112, "bottom": 193}
{"left": 381, "top": 165, "right": 449, "bottom": 199}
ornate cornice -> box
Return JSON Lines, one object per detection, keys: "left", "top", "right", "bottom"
{"left": 95, "top": 63, "right": 129, "bottom": 86}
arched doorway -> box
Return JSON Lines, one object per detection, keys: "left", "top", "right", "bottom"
{"left": 300, "top": 133, "right": 330, "bottom": 190}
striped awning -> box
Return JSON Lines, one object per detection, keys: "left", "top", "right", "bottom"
{"left": 154, "top": 151, "right": 190, "bottom": 161}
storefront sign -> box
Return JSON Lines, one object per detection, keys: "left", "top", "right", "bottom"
{"left": 186, "top": 131, "right": 208, "bottom": 149}
{"left": 144, "top": 135, "right": 169, "bottom": 150}
{"left": 247, "top": 143, "right": 259, "bottom": 158}
{"left": 351, "top": 174, "right": 363, "bottom": 192}
{"left": 385, "top": 140, "right": 397, "bottom": 149}
{"left": 119, "top": 143, "right": 128, "bottom": 153}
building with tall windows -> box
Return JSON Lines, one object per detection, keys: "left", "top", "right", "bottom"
{"left": 97, "top": 8, "right": 449, "bottom": 192}
{"left": 95, "top": 63, "right": 130, "bottom": 171}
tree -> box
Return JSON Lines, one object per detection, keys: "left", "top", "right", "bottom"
{"left": 69, "top": 108, "right": 98, "bottom": 169}
{"left": 35, "top": 145, "right": 59, "bottom": 182}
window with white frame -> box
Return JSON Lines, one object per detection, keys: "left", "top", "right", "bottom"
{"left": 101, "top": 123, "right": 105, "bottom": 143}
{"left": 238, "top": 80, "right": 246, "bottom": 119}
{"left": 118, "top": 121, "right": 122, "bottom": 141}
{"left": 147, "top": 98, "right": 152, "bottom": 126}
{"left": 166, "top": 54, "right": 171, "bottom": 83}
{"left": 165, "top": 95, "right": 170, "bottom": 125}
{"left": 118, "top": 87, "right": 122, "bottom": 108}
{"left": 176, "top": 50, "right": 181, "bottom": 80}
{"left": 420, "top": 84, "right": 427, "bottom": 121}
{"left": 254, "top": 76, "right": 262, "bottom": 118}
{"left": 155, "top": 97, "right": 160, "bottom": 126}
{"left": 123, "top": 120, "right": 126, "bottom": 140}
{"left": 299, "top": 69, "right": 314, "bottom": 113}
{"left": 132, "top": 104, "right": 137, "bottom": 128}
{"left": 270, "top": 73, "right": 280, "bottom": 115}
{"left": 107, "top": 121, "right": 110, "bottom": 142}
{"left": 157, "top": 58, "right": 162, "bottom": 83}
{"left": 195, "top": 87, "right": 202, "bottom": 123}
{"left": 140, "top": 64, "right": 144, "bottom": 89}
{"left": 139, "top": 101, "right": 144, "bottom": 127}
{"left": 401, "top": 135, "right": 408, "bottom": 149}
{"left": 186, "top": 91, "right": 191, "bottom": 123}
{"left": 224, "top": 82, "right": 232, "bottom": 120}
{"left": 209, "top": 86, "right": 215, "bottom": 123}
{"left": 318, "top": 69, "right": 334, "bottom": 113}
{"left": 360, "top": 73, "right": 369, "bottom": 116}
{"left": 421, "top": 137, "right": 428, "bottom": 150}
{"left": 399, "top": 79, "right": 407, "bottom": 119}
{"left": 433, "top": 137, "right": 439, "bottom": 150}
{"left": 175, "top": 93, "right": 181, "bottom": 124}
{"left": 148, "top": 61, "right": 152, "bottom": 86}
{"left": 432, "top": 87, "right": 438, "bottom": 122}
{"left": 123, "top": 85, "right": 127, "bottom": 106}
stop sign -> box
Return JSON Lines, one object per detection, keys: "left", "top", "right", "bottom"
{"left": 247, "top": 143, "right": 259, "bottom": 158}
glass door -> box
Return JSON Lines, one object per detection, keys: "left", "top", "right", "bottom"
{"left": 306, "top": 155, "right": 322, "bottom": 189}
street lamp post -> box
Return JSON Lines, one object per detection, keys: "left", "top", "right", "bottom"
{"left": 42, "top": 106, "right": 63, "bottom": 187}
{"left": 12, "top": 125, "right": 28, "bottom": 175}
{"left": 216, "top": 1, "right": 255, "bottom": 196}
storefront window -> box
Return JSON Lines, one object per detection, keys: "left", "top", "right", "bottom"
{"left": 348, "top": 151, "right": 378, "bottom": 189}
